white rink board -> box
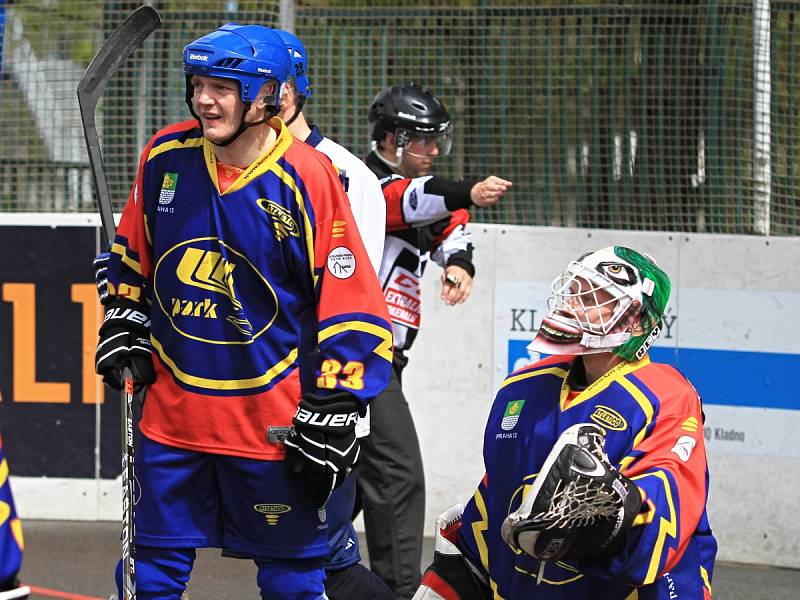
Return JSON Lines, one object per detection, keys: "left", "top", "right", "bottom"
{"left": 492, "top": 282, "right": 800, "bottom": 459}
{"left": 8, "top": 221, "right": 800, "bottom": 569}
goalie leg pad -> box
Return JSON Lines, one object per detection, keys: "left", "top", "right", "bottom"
{"left": 412, "top": 504, "right": 491, "bottom": 600}
{"left": 413, "top": 554, "right": 491, "bottom": 600}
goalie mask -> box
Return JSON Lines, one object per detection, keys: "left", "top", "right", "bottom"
{"left": 529, "top": 246, "right": 671, "bottom": 361}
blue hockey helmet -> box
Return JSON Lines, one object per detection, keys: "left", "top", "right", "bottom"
{"left": 183, "top": 24, "right": 291, "bottom": 114}
{"left": 274, "top": 30, "right": 312, "bottom": 99}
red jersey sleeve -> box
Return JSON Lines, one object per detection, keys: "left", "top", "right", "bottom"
{"left": 304, "top": 151, "right": 393, "bottom": 406}
{"left": 583, "top": 365, "right": 710, "bottom": 586}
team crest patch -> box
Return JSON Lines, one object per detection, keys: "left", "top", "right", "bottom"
{"left": 590, "top": 405, "right": 627, "bottom": 431}
{"left": 501, "top": 400, "right": 525, "bottom": 431}
{"left": 254, "top": 503, "right": 291, "bottom": 525}
{"left": 318, "top": 508, "right": 327, "bottom": 524}
{"left": 257, "top": 199, "right": 300, "bottom": 241}
{"left": 159, "top": 172, "right": 178, "bottom": 205}
{"left": 327, "top": 246, "right": 356, "bottom": 279}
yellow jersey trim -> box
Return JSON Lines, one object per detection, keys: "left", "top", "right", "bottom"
{"left": 700, "top": 565, "right": 712, "bottom": 595}
{"left": 318, "top": 321, "right": 393, "bottom": 362}
{"left": 147, "top": 137, "right": 203, "bottom": 162}
{"left": 201, "top": 117, "right": 294, "bottom": 197}
{"left": 268, "top": 162, "right": 315, "bottom": 284}
{"left": 470, "top": 489, "right": 491, "bottom": 576}
{"left": 631, "top": 470, "right": 678, "bottom": 584}
{"left": 618, "top": 370, "right": 657, "bottom": 474}
{"left": 111, "top": 242, "right": 142, "bottom": 275}
{"left": 151, "top": 335, "right": 297, "bottom": 391}
{"left": 500, "top": 366, "right": 569, "bottom": 391}
{"left": 559, "top": 356, "right": 650, "bottom": 412}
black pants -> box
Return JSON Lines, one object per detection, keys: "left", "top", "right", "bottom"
{"left": 357, "top": 365, "right": 425, "bottom": 600}
{"left": 326, "top": 563, "right": 394, "bottom": 600}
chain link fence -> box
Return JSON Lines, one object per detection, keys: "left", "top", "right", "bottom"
{"left": 1, "top": 0, "right": 798, "bottom": 235}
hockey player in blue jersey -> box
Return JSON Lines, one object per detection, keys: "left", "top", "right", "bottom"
{"left": 413, "top": 246, "right": 716, "bottom": 599}
{"left": 94, "top": 24, "right": 392, "bottom": 600}
{"left": 219, "top": 29, "right": 393, "bottom": 600}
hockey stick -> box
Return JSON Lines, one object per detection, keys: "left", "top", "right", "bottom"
{"left": 120, "top": 367, "right": 138, "bottom": 600}
{"left": 77, "top": 8, "right": 162, "bottom": 600}
{"left": 77, "top": 5, "right": 162, "bottom": 245}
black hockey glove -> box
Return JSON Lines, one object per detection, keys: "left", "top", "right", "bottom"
{"left": 93, "top": 249, "right": 112, "bottom": 305}
{"left": 95, "top": 297, "right": 155, "bottom": 391}
{"left": 501, "top": 423, "right": 642, "bottom": 563}
{"left": 284, "top": 391, "right": 361, "bottom": 507}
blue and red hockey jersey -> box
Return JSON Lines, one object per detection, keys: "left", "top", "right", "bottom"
{"left": 0, "top": 434, "right": 24, "bottom": 585}
{"left": 106, "top": 118, "right": 393, "bottom": 460}
{"left": 457, "top": 355, "right": 717, "bottom": 599}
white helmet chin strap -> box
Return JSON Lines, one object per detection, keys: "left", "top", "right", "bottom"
{"left": 371, "top": 140, "right": 404, "bottom": 169}
{"left": 581, "top": 331, "right": 632, "bottom": 350}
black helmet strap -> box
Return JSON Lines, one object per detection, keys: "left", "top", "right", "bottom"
{"left": 283, "top": 94, "right": 307, "bottom": 127}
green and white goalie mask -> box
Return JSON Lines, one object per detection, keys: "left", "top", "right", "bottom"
{"left": 528, "top": 246, "right": 671, "bottom": 361}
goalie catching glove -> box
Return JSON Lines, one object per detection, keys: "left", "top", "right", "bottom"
{"left": 284, "top": 391, "right": 361, "bottom": 507}
{"left": 501, "top": 423, "right": 642, "bottom": 563}
{"left": 95, "top": 297, "right": 155, "bottom": 391}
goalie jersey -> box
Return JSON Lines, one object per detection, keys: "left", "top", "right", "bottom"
{"left": 458, "top": 355, "right": 717, "bottom": 599}
{"left": 107, "top": 118, "right": 393, "bottom": 460}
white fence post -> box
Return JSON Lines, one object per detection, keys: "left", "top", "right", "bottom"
{"left": 753, "top": 0, "right": 771, "bottom": 235}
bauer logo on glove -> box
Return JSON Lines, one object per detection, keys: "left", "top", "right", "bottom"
{"left": 284, "top": 391, "right": 361, "bottom": 507}
{"left": 95, "top": 297, "right": 155, "bottom": 391}
{"left": 293, "top": 405, "right": 359, "bottom": 428}
{"left": 500, "top": 423, "right": 642, "bottom": 564}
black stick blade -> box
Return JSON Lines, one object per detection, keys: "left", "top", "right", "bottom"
{"left": 77, "top": 6, "right": 162, "bottom": 108}
{"left": 77, "top": 5, "right": 162, "bottom": 245}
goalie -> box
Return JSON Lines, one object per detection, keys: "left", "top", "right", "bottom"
{"left": 413, "top": 246, "right": 717, "bottom": 599}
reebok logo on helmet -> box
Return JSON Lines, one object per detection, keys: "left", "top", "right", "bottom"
{"left": 189, "top": 53, "right": 209, "bottom": 61}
